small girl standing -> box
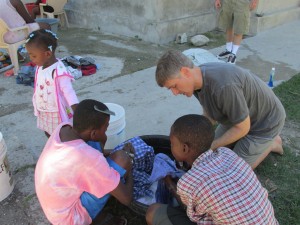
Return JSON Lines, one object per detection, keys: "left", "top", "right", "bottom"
{"left": 25, "top": 29, "right": 79, "bottom": 137}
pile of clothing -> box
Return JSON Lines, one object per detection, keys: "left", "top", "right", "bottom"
{"left": 16, "top": 62, "right": 36, "bottom": 87}
{"left": 61, "top": 56, "right": 98, "bottom": 79}
{"left": 0, "top": 51, "right": 13, "bottom": 74}
{"left": 113, "top": 136, "right": 185, "bottom": 205}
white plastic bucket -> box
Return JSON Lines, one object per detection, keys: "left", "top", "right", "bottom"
{"left": 0, "top": 132, "right": 14, "bottom": 202}
{"left": 104, "top": 103, "right": 126, "bottom": 149}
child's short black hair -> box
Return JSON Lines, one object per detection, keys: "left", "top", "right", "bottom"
{"left": 25, "top": 29, "right": 58, "bottom": 52}
{"left": 73, "top": 99, "right": 110, "bottom": 133}
{"left": 171, "top": 114, "right": 215, "bottom": 153}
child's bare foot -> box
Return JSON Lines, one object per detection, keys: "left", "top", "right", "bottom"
{"left": 271, "top": 135, "right": 284, "bottom": 155}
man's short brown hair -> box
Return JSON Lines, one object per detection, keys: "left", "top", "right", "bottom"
{"left": 155, "top": 50, "right": 194, "bottom": 87}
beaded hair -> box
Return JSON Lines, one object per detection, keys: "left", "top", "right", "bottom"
{"left": 25, "top": 29, "right": 58, "bottom": 52}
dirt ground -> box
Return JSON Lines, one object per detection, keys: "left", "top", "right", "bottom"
{"left": 0, "top": 27, "right": 299, "bottom": 225}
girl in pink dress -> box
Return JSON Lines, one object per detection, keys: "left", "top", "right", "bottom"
{"left": 25, "top": 29, "right": 79, "bottom": 137}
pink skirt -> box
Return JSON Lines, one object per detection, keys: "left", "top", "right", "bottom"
{"left": 37, "top": 111, "right": 61, "bottom": 135}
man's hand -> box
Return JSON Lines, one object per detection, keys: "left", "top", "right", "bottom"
{"left": 211, "top": 116, "right": 250, "bottom": 150}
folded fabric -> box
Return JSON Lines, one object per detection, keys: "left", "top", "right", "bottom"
{"left": 66, "top": 66, "right": 82, "bottom": 80}
{"left": 155, "top": 179, "right": 173, "bottom": 204}
{"left": 113, "top": 136, "right": 155, "bottom": 199}
{"left": 79, "top": 57, "right": 95, "bottom": 65}
{"left": 64, "top": 55, "right": 81, "bottom": 67}
{"left": 149, "top": 153, "right": 185, "bottom": 183}
{"left": 136, "top": 181, "right": 158, "bottom": 205}
{"left": 61, "top": 55, "right": 97, "bottom": 77}
{"left": 16, "top": 65, "right": 36, "bottom": 87}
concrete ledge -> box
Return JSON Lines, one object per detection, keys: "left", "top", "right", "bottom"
{"left": 143, "top": 13, "right": 216, "bottom": 44}
{"left": 250, "top": 7, "right": 300, "bottom": 34}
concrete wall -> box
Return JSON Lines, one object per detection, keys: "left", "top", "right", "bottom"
{"left": 65, "top": 0, "right": 216, "bottom": 43}
{"left": 250, "top": 0, "right": 300, "bottom": 34}
{"left": 27, "top": 0, "right": 300, "bottom": 44}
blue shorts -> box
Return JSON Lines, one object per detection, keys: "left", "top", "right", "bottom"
{"left": 80, "top": 141, "right": 126, "bottom": 219}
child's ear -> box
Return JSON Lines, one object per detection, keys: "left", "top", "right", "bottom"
{"left": 90, "top": 129, "right": 97, "bottom": 141}
{"left": 45, "top": 50, "right": 53, "bottom": 58}
{"left": 183, "top": 143, "right": 190, "bottom": 154}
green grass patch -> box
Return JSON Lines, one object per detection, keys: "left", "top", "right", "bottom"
{"left": 23, "top": 193, "right": 36, "bottom": 203}
{"left": 256, "top": 73, "right": 300, "bottom": 224}
{"left": 255, "top": 147, "right": 300, "bottom": 225}
{"left": 202, "top": 30, "right": 226, "bottom": 48}
{"left": 273, "top": 73, "right": 300, "bottom": 122}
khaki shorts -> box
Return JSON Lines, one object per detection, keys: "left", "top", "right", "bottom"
{"left": 217, "top": 0, "right": 251, "bottom": 34}
{"left": 152, "top": 204, "right": 196, "bottom": 225}
{"left": 215, "top": 120, "right": 285, "bottom": 166}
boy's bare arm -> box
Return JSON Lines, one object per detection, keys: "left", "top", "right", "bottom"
{"left": 107, "top": 148, "right": 134, "bottom": 206}
{"left": 104, "top": 142, "right": 135, "bottom": 158}
{"left": 110, "top": 171, "right": 133, "bottom": 206}
{"left": 164, "top": 175, "right": 187, "bottom": 210}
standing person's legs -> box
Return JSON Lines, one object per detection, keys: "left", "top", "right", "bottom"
{"left": 227, "top": 33, "right": 243, "bottom": 63}
{"left": 217, "top": 0, "right": 234, "bottom": 58}
{"left": 227, "top": 0, "right": 250, "bottom": 63}
{"left": 226, "top": 27, "right": 234, "bottom": 43}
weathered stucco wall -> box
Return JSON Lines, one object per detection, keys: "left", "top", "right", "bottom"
{"left": 64, "top": 0, "right": 216, "bottom": 43}
{"left": 250, "top": 0, "right": 300, "bottom": 34}
{"left": 62, "top": 0, "right": 300, "bottom": 44}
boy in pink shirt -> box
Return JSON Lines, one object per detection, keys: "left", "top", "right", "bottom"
{"left": 35, "top": 99, "right": 133, "bottom": 225}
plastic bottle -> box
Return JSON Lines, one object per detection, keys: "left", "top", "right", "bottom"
{"left": 268, "top": 67, "right": 275, "bottom": 87}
